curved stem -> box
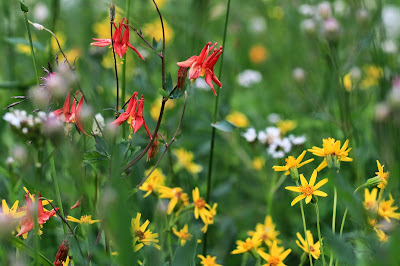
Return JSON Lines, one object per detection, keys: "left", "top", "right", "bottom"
{"left": 110, "top": 22, "right": 120, "bottom": 117}
{"left": 296, "top": 181, "right": 313, "bottom": 266}
{"left": 329, "top": 187, "right": 337, "bottom": 266}
{"left": 152, "top": 0, "right": 166, "bottom": 91}
{"left": 315, "top": 203, "right": 326, "bottom": 265}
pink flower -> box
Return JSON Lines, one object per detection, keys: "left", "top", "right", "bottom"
{"left": 91, "top": 18, "right": 144, "bottom": 60}
{"left": 177, "top": 42, "right": 223, "bottom": 95}
{"left": 111, "top": 92, "right": 152, "bottom": 139}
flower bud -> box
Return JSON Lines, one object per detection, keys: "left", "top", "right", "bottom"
{"left": 318, "top": 2, "right": 332, "bottom": 19}
{"left": 323, "top": 18, "right": 340, "bottom": 41}
{"left": 301, "top": 19, "right": 317, "bottom": 35}
{"left": 292, "top": 67, "right": 306, "bottom": 84}
{"left": 32, "top": 23, "right": 44, "bottom": 31}
{"left": 290, "top": 167, "right": 299, "bottom": 182}
{"left": 365, "top": 176, "right": 383, "bottom": 187}
{"left": 147, "top": 137, "right": 159, "bottom": 161}
{"left": 311, "top": 195, "right": 318, "bottom": 204}
{"left": 177, "top": 67, "right": 188, "bottom": 91}
{"left": 109, "top": 2, "right": 116, "bottom": 22}
{"left": 54, "top": 240, "right": 69, "bottom": 265}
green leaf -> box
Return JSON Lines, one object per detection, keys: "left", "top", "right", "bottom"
{"left": 10, "top": 237, "right": 53, "bottom": 265}
{"left": 83, "top": 150, "right": 108, "bottom": 164}
{"left": 165, "top": 73, "right": 173, "bottom": 94}
{"left": 94, "top": 135, "right": 109, "bottom": 156}
{"left": 19, "top": 0, "right": 29, "bottom": 12}
{"left": 156, "top": 39, "right": 163, "bottom": 53}
{"left": 159, "top": 87, "right": 170, "bottom": 98}
{"left": 3, "top": 37, "right": 45, "bottom": 50}
{"left": 172, "top": 237, "right": 198, "bottom": 266}
{"left": 211, "top": 120, "right": 238, "bottom": 132}
{"left": 152, "top": 37, "right": 158, "bottom": 50}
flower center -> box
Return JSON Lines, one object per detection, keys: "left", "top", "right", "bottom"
{"left": 309, "top": 245, "right": 315, "bottom": 252}
{"left": 268, "top": 256, "right": 280, "bottom": 266}
{"left": 135, "top": 230, "right": 145, "bottom": 240}
{"left": 195, "top": 198, "right": 206, "bottom": 209}
{"left": 300, "top": 185, "right": 314, "bottom": 196}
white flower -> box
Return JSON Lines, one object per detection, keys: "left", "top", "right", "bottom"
{"left": 6, "top": 157, "right": 14, "bottom": 165}
{"left": 299, "top": 4, "right": 315, "bottom": 17}
{"left": 266, "top": 127, "right": 281, "bottom": 143}
{"left": 22, "top": 128, "right": 28, "bottom": 134}
{"left": 258, "top": 131, "right": 268, "bottom": 144}
{"left": 382, "top": 39, "right": 398, "bottom": 54}
{"left": 288, "top": 134, "right": 307, "bottom": 145}
{"left": 267, "top": 113, "right": 281, "bottom": 124}
{"left": 317, "top": 2, "right": 332, "bottom": 19}
{"left": 242, "top": 128, "right": 257, "bottom": 142}
{"left": 92, "top": 113, "right": 105, "bottom": 136}
{"left": 248, "top": 17, "right": 267, "bottom": 33}
{"left": 382, "top": 6, "right": 400, "bottom": 39}
{"left": 33, "top": 3, "right": 49, "bottom": 22}
{"left": 237, "top": 70, "right": 262, "bottom": 88}
{"left": 333, "top": 0, "right": 347, "bottom": 17}
{"left": 194, "top": 78, "right": 209, "bottom": 90}
{"left": 267, "top": 138, "right": 292, "bottom": 158}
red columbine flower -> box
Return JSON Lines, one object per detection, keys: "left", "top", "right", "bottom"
{"left": 54, "top": 240, "right": 69, "bottom": 266}
{"left": 91, "top": 18, "right": 144, "bottom": 60}
{"left": 53, "top": 91, "right": 89, "bottom": 136}
{"left": 16, "top": 193, "right": 58, "bottom": 236}
{"left": 177, "top": 41, "right": 223, "bottom": 95}
{"left": 111, "top": 92, "right": 152, "bottom": 139}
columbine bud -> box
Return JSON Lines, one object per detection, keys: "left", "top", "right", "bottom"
{"left": 318, "top": 2, "right": 332, "bottom": 19}
{"left": 53, "top": 240, "right": 69, "bottom": 265}
{"left": 177, "top": 67, "right": 188, "bottom": 91}
{"left": 323, "top": 17, "right": 340, "bottom": 41}
{"left": 147, "top": 137, "right": 159, "bottom": 161}
{"left": 32, "top": 22, "right": 44, "bottom": 31}
{"left": 292, "top": 67, "right": 306, "bottom": 84}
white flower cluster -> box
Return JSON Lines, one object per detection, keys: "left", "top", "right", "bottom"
{"left": 3, "top": 109, "right": 60, "bottom": 140}
{"left": 241, "top": 126, "right": 307, "bottom": 159}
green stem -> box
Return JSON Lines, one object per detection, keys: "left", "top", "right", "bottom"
{"left": 33, "top": 206, "right": 40, "bottom": 265}
{"left": 315, "top": 203, "right": 326, "bottom": 265}
{"left": 241, "top": 252, "right": 249, "bottom": 266}
{"left": 329, "top": 187, "right": 337, "bottom": 266}
{"left": 121, "top": 0, "right": 130, "bottom": 139}
{"left": 203, "top": 0, "right": 231, "bottom": 256}
{"left": 47, "top": 141, "right": 67, "bottom": 234}
{"left": 296, "top": 180, "right": 313, "bottom": 266}
{"left": 23, "top": 12, "right": 40, "bottom": 85}
{"left": 267, "top": 170, "right": 279, "bottom": 214}
{"left": 168, "top": 230, "right": 174, "bottom": 260}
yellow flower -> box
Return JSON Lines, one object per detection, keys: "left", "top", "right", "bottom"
{"left": 343, "top": 73, "right": 352, "bottom": 91}
{"left": 192, "top": 187, "right": 212, "bottom": 225}
{"left": 364, "top": 188, "right": 378, "bottom": 211}
{"left": 252, "top": 156, "right": 266, "bottom": 170}
{"left": 375, "top": 160, "right": 389, "bottom": 189}
{"left": 1, "top": 199, "right": 26, "bottom": 237}
{"left": 150, "top": 97, "right": 176, "bottom": 121}
{"left": 92, "top": 7, "right": 124, "bottom": 39}
{"left": 158, "top": 186, "right": 189, "bottom": 214}
{"left": 226, "top": 111, "right": 249, "bottom": 128}
{"left": 139, "top": 168, "right": 165, "bottom": 197}
{"left": 285, "top": 170, "right": 328, "bottom": 206}
{"left": 360, "top": 65, "right": 383, "bottom": 89}
{"left": 142, "top": 19, "right": 174, "bottom": 44}
{"left": 66, "top": 215, "right": 100, "bottom": 224}
{"left": 249, "top": 45, "right": 269, "bottom": 64}
{"left": 277, "top": 120, "right": 296, "bottom": 135}
{"left": 296, "top": 230, "right": 321, "bottom": 260}
{"left": 308, "top": 138, "right": 352, "bottom": 171}
{"left": 131, "top": 213, "right": 160, "bottom": 252}
{"left": 378, "top": 195, "right": 400, "bottom": 222}
{"left": 272, "top": 151, "right": 314, "bottom": 176}
{"left": 16, "top": 44, "right": 32, "bottom": 55}
{"left": 172, "top": 224, "right": 192, "bottom": 246}
{"left": 173, "top": 148, "right": 203, "bottom": 174}
{"left": 248, "top": 215, "right": 280, "bottom": 247}
{"left": 374, "top": 228, "right": 388, "bottom": 242}
{"left": 198, "top": 254, "right": 222, "bottom": 266}
{"left": 257, "top": 241, "right": 291, "bottom": 266}
{"left": 201, "top": 203, "right": 217, "bottom": 233}
{"left": 231, "top": 234, "right": 262, "bottom": 254}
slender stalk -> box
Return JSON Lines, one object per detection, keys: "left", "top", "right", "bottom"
{"left": 267, "top": 169, "right": 279, "bottom": 214}
{"left": 23, "top": 13, "right": 40, "bottom": 85}
{"left": 315, "top": 203, "right": 326, "bottom": 265}
{"left": 296, "top": 181, "right": 313, "bottom": 266}
{"left": 110, "top": 22, "right": 120, "bottom": 117}
{"left": 47, "top": 141, "right": 67, "bottom": 234}
{"left": 121, "top": 0, "right": 131, "bottom": 139}
{"left": 168, "top": 231, "right": 174, "bottom": 260}
{"left": 203, "top": 0, "right": 231, "bottom": 256}
{"left": 152, "top": 0, "right": 166, "bottom": 90}
{"left": 48, "top": 0, "right": 60, "bottom": 61}
{"left": 33, "top": 206, "right": 40, "bottom": 266}
{"left": 329, "top": 187, "right": 337, "bottom": 266}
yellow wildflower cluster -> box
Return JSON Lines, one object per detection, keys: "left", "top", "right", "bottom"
{"left": 247, "top": 215, "right": 281, "bottom": 247}
{"left": 296, "top": 230, "right": 322, "bottom": 260}
{"left": 308, "top": 138, "right": 352, "bottom": 171}
{"left": 173, "top": 148, "right": 203, "bottom": 175}
{"left": 131, "top": 213, "right": 160, "bottom": 252}
{"left": 226, "top": 111, "right": 249, "bottom": 128}
{"left": 138, "top": 168, "right": 166, "bottom": 197}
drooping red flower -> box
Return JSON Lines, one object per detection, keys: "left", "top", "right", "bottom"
{"left": 91, "top": 18, "right": 144, "bottom": 60}
{"left": 54, "top": 240, "right": 69, "bottom": 265}
{"left": 177, "top": 42, "right": 223, "bottom": 95}
{"left": 111, "top": 92, "right": 152, "bottom": 139}
{"left": 53, "top": 91, "right": 89, "bottom": 136}
{"left": 16, "top": 193, "right": 58, "bottom": 237}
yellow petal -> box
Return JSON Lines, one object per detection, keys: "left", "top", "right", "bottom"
{"left": 314, "top": 178, "right": 328, "bottom": 190}
{"left": 291, "top": 195, "right": 306, "bottom": 206}
{"left": 313, "top": 190, "right": 328, "bottom": 197}
{"left": 309, "top": 170, "right": 318, "bottom": 186}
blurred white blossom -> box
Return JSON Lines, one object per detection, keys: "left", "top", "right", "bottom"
{"left": 237, "top": 70, "right": 262, "bottom": 88}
